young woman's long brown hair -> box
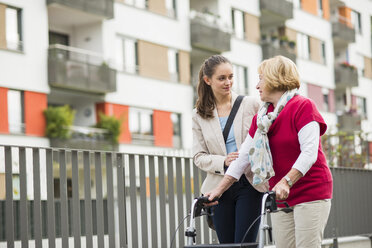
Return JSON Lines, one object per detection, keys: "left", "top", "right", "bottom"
{"left": 196, "top": 55, "right": 231, "bottom": 119}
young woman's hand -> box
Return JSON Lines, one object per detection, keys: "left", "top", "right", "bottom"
{"left": 224, "top": 152, "right": 239, "bottom": 166}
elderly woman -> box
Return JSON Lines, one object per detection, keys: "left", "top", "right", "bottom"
{"left": 206, "top": 56, "right": 333, "bottom": 248}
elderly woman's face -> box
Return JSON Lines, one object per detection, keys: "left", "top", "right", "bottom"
{"left": 256, "top": 74, "right": 270, "bottom": 102}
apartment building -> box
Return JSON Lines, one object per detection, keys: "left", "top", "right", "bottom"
{"left": 0, "top": 0, "right": 372, "bottom": 245}
{"left": 0, "top": 0, "right": 372, "bottom": 196}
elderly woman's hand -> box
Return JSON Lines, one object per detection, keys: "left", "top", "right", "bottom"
{"left": 272, "top": 178, "right": 290, "bottom": 201}
{"left": 203, "top": 189, "right": 222, "bottom": 207}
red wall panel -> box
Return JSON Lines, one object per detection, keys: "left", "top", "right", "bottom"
{"left": 153, "top": 110, "right": 173, "bottom": 147}
{"left": 307, "top": 83, "right": 324, "bottom": 111}
{"left": 0, "top": 87, "right": 8, "bottom": 133}
{"left": 24, "top": 91, "right": 47, "bottom": 136}
{"left": 96, "top": 102, "right": 131, "bottom": 143}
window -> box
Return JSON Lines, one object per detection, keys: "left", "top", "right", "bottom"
{"left": 168, "top": 49, "right": 179, "bottom": 82}
{"left": 297, "top": 33, "right": 310, "bottom": 60}
{"left": 233, "top": 64, "right": 249, "bottom": 95}
{"left": 129, "top": 108, "right": 153, "bottom": 144}
{"left": 357, "top": 97, "right": 367, "bottom": 118}
{"left": 0, "top": 5, "right": 22, "bottom": 51}
{"left": 171, "top": 113, "right": 182, "bottom": 148}
{"left": 125, "top": 0, "right": 148, "bottom": 9}
{"left": 317, "top": 0, "right": 323, "bottom": 17}
{"left": 165, "top": 0, "right": 177, "bottom": 18}
{"left": 351, "top": 10, "right": 362, "bottom": 34}
{"left": 321, "top": 41, "right": 326, "bottom": 64}
{"left": 8, "top": 90, "right": 24, "bottom": 134}
{"left": 323, "top": 94, "right": 329, "bottom": 112}
{"left": 232, "top": 9, "right": 245, "bottom": 39}
{"left": 116, "top": 36, "right": 138, "bottom": 73}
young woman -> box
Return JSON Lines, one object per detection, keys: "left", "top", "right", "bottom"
{"left": 192, "top": 55, "right": 267, "bottom": 243}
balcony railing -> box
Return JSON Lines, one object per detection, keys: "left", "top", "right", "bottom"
{"left": 190, "top": 10, "right": 231, "bottom": 53}
{"left": 50, "top": 125, "right": 118, "bottom": 151}
{"left": 260, "top": 0, "right": 293, "bottom": 27}
{"left": 130, "top": 133, "right": 154, "bottom": 146}
{"left": 48, "top": 44, "right": 116, "bottom": 94}
{"left": 261, "top": 40, "right": 296, "bottom": 62}
{"left": 337, "top": 113, "right": 362, "bottom": 132}
{"left": 47, "top": 0, "right": 113, "bottom": 19}
{"left": 329, "top": 0, "right": 345, "bottom": 9}
{"left": 334, "top": 64, "right": 359, "bottom": 88}
{"left": 332, "top": 16, "right": 355, "bottom": 48}
{"left": 8, "top": 123, "right": 25, "bottom": 135}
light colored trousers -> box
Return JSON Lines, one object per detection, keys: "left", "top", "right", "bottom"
{"left": 271, "top": 200, "right": 331, "bottom": 248}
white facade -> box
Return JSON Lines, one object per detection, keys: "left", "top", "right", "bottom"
{"left": 0, "top": 0, "right": 49, "bottom": 93}
{"left": 0, "top": 0, "right": 371, "bottom": 153}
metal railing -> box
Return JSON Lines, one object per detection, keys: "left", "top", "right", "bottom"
{"left": 47, "top": 0, "right": 114, "bottom": 19}
{"left": 189, "top": 10, "right": 232, "bottom": 34}
{"left": 331, "top": 14, "right": 353, "bottom": 28}
{"left": 48, "top": 44, "right": 117, "bottom": 94}
{"left": 0, "top": 145, "right": 371, "bottom": 247}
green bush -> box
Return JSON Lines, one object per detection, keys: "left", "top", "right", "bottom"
{"left": 44, "top": 105, "right": 75, "bottom": 139}
{"left": 96, "top": 112, "right": 122, "bottom": 144}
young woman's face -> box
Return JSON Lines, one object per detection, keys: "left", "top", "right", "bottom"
{"left": 204, "top": 63, "right": 233, "bottom": 97}
{"left": 256, "top": 74, "right": 271, "bottom": 102}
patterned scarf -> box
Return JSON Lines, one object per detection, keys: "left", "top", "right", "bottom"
{"left": 249, "top": 89, "right": 298, "bottom": 185}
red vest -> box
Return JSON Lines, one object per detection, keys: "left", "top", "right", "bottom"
{"left": 249, "top": 95, "right": 333, "bottom": 207}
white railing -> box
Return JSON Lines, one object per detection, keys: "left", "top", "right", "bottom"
{"left": 48, "top": 44, "right": 111, "bottom": 67}
{"left": 331, "top": 14, "right": 353, "bottom": 27}
{"left": 189, "top": 10, "right": 233, "bottom": 34}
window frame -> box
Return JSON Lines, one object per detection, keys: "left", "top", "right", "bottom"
{"left": 351, "top": 10, "right": 362, "bottom": 34}
{"left": 231, "top": 8, "right": 245, "bottom": 40}
{"left": 168, "top": 48, "right": 179, "bottom": 82}
{"left": 232, "top": 64, "right": 249, "bottom": 95}
{"left": 2, "top": 5, "right": 23, "bottom": 52}
{"left": 7, "top": 89, "right": 25, "bottom": 134}
{"left": 116, "top": 36, "right": 139, "bottom": 74}
{"left": 171, "top": 112, "right": 182, "bottom": 148}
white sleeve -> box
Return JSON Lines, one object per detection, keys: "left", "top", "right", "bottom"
{"left": 292, "top": 121, "right": 320, "bottom": 176}
{"left": 225, "top": 134, "right": 253, "bottom": 179}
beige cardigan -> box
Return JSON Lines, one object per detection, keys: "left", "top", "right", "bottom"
{"left": 192, "top": 92, "right": 268, "bottom": 194}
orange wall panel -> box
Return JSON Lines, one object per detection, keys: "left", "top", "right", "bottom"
{"left": 96, "top": 102, "right": 131, "bottom": 143}
{"left": 153, "top": 110, "right": 173, "bottom": 147}
{"left": 301, "top": 0, "right": 317, "bottom": 16}
{"left": 338, "top": 7, "right": 352, "bottom": 28}
{"left": 24, "top": 91, "right": 47, "bottom": 136}
{"left": 322, "top": 0, "right": 330, "bottom": 20}
{"left": 0, "top": 87, "right": 8, "bottom": 133}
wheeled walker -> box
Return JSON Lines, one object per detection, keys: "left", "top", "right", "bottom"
{"left": 183, "top": 191, "right": 284, "bottom": 248}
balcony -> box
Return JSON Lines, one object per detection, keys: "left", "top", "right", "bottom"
{"left": 261, "top": 40, "right": 296, "bottom": 62}
{"left": 190, "top": 10, "right": 231, "bottom": 53}
{"left": 338, "top": 114, "right": 362, "bottom": 132}
{"left": 49, "top": 125, "right": 118, "bottom": 151}
{"left": 332, "top": 17, "right": 355, "bottom": 49}
{"left": 260, "top": 0, "right": 293, "bottom": 28}
{"left": 329, "top": 0, "right": 345, "bottom": 9}
{"left": 47, "top": 0, "right": 113, "bottom": 19}
{"left": 334, "top": 64, "right": 358, "bottom": 89}
{"left": 48, "top": 44, "right": 116, "bottom": 94}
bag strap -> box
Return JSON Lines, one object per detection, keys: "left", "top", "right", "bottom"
{"left": 223, "top": 95, "right": 244, "bottom": 144}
